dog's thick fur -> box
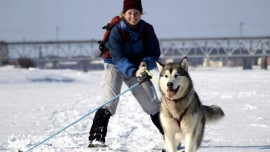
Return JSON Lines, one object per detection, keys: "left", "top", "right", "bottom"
{"left": 157, "top": 57, "right": 225, "bottom": 152}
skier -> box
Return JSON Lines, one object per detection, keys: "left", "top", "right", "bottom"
{"left": 88, "top": 0, "right": 163, "bottom": 147}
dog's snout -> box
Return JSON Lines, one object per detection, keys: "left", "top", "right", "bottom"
{"left": 167, "top": 82, "right": 173, "bottom": 89}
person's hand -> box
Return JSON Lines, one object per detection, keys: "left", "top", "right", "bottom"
{"left": 135, "top": 62, "right": 147, "bottom": 77}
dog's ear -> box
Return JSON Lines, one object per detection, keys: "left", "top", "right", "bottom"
{"left": 180, "top": 57, "right": 189, "bottom": 71}
{"left": 156, "top": 61, "right": 164, "bottom": 72}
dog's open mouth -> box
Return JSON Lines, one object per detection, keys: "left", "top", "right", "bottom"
{"left": 167, "top": 86, "right": 180, "bottom": 100}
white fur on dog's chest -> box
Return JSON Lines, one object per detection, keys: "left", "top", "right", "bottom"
{"left": 161, "top": 103, "right": 193, "bottom": 130}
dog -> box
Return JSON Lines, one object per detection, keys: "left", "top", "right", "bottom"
{"left": 157, "top": 57, "right": 225, "bottom": 152}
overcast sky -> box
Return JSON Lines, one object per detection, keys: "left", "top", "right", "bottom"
{"left": 0, "top": 0, "right": 270, "bottom": 42}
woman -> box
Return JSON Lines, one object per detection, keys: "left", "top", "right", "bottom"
{"left": 89, "top": 0, "right": 163, "bottom": 147}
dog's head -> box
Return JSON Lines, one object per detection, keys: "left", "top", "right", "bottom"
{"left": 157, "top": 57, "right": 191, "bottom": 101}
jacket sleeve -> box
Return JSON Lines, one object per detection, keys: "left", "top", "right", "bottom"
{"left": 142, "top": 24, "right": 161, "bottom": 70}
{"left": 105, "top": 25, "right": 137, "bottom": 76}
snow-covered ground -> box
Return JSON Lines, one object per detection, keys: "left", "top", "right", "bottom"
{"left": 0, "top": 65, "right": 270, "bottom": 152}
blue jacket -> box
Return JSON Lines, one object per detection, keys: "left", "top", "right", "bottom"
{"left": 104, "top": 19, "right": 160, "bottom": 76}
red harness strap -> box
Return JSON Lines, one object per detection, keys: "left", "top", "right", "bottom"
{"left": 176, "top": 107, "right": 189, "bottom": 128}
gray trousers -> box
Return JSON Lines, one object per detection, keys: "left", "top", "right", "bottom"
{"left": 101, "top": 63, "right": 160, "bottom": 116}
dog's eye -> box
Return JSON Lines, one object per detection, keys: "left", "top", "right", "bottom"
{"left": 174, "top": 74, "right": 180, "bottom": 78}
{"left": 164, "top": 75, "right": 168, "bottom": 78}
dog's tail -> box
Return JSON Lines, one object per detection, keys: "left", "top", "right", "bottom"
{"left": 203, "top": 105, "right": 225, "bottom": 123}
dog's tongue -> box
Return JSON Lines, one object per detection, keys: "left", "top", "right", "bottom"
{"left": 167, "top": 90, "right": 176, "bottom": 99}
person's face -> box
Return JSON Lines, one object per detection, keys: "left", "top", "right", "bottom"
{"left": 124, "top": 9, "right": 141, "bottom": 26}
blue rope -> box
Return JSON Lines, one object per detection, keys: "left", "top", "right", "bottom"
{"left": 20, "top": 81, "right": 141, "bottom": 152}
{"left": 150, "top": 85, "right": 159, "bottom": 100}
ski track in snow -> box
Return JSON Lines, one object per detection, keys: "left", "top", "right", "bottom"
{"left": 0, "top": 66, "right": 270, "bottom": 152}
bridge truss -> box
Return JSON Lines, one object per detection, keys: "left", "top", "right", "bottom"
{"left": 1, "top": 36, "right": 270, "bottom": 69}
{"left": 159, "top": 37, "right": 270, "bottom": 59}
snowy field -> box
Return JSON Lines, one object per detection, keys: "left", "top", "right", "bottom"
{"left": 0, "top": 65, "right": 270, "bottom": 152}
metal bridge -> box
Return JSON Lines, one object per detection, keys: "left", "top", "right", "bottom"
{"left": 1, "top": 36, "right": 269, "bottom": 70}
{"left": 159, "top": 37, "right": 270, "bottom": 59}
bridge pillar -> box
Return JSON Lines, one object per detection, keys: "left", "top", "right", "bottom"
{"left": 53, "top": 61, "right": 59, "bottom": 69}
{"left": 78, "top": 60, "right": 89, "bottom": 72}
{"left": 261, "top": 56, "right": 268, "bottom": 70}
{"left": 242, "top": 57, "right": 253, "bottom": 70}
{"left": 0, "top": 42, "right": 8, "bottom": 65}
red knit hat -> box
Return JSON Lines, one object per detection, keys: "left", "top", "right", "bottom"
{"left": 122, "top": 0, "right": 143, "bottom": 13}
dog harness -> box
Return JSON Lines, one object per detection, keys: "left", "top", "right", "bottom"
{"left": 170, "top": 83, "right": 192, "bottom": 128}
{"left": 176, "top": 106, "right": 189, "bottom": 128}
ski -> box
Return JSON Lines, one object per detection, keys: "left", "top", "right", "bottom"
{"left": 89, "top": 146, "right": 112, "bottom": 151}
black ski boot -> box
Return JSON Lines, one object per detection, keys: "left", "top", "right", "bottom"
{"left": 88, "top": 108, "right": 111, "bottom": 147}
{"left": 150, "top": 112, "right": 164, "bottom": 135}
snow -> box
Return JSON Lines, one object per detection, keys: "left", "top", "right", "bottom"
{"left": 0, "top": 65, "right": 270, "bottom": 152}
